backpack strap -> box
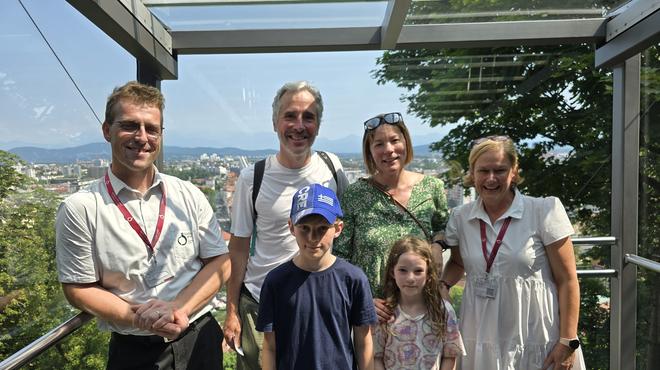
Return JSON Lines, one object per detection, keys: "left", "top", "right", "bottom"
{"left": 251, "top": 158, "right": 266, "bottom": 222}
{"left": 316, "top": 150, "right": 338, "bottom": 187}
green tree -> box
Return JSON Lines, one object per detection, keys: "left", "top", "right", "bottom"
{"left": 373, "top": 41, "right": 615, "bottom": 366}
{"left": 0, "top": 151, "right": 107, "bottom": 368}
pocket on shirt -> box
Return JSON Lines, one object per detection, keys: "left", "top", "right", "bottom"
{"left": 161, "top": 221, "right": 196, "bottom": 263}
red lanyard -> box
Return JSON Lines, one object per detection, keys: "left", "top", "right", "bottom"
{"left": 104, "top": 172, "right": 166, "bottom": 254}
{"left": 479, "top": 217, "right": 512, "bottom": 273}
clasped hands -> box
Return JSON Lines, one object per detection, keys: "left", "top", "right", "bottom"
{"left": 131, "top": 299, "right": 189, "bottom": 340}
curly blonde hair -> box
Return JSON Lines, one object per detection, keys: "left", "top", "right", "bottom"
{"left": 381, "top": 236, "right": 447, "bottom": 339}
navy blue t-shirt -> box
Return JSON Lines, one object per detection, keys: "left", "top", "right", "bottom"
{"left": 256, "top": 257, "right": 377, "bottom": 370}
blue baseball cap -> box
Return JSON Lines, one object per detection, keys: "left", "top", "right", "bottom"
{"left": 290, "top": 183, "right": 343, "bottom": 225}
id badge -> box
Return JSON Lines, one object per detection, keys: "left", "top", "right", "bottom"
{"left": 144, "top": 258, "right": 173, "bottom": 288}
{"left": 475, "top": 274, "right": 498, "bottom": 299}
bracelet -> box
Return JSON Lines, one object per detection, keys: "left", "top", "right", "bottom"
{"left": 440, "top": 280, "right": 452, "bottom": 289}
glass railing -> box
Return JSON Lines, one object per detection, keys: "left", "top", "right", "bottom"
{"left": 0, "top": 236, "right": 621, "bottom": 369}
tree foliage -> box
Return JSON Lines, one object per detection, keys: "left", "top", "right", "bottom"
{"left": 0, "top": 150, "right": 108, "bottom": 368}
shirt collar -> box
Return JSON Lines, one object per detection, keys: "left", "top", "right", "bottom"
{"left": 106, "top": 165, "right": 163, "bottom": 195}
{"left": 467, "top": 188, "right": 524, "bottom": 223}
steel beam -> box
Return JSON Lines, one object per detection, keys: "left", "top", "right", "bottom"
{"left": 397, "top": 18, "right": 607, "bottom": 49}
{"left": 173, "top": 18, "right": 606, "bottom": 54}
{"left": 380, "top": 0, "right": 412, "bottom": 49}
{"left": 595, "top": 6, "right": 660, "bottom": 68}
{"left": 66, "top": 0, "right": 177, "bottom": 79}
{"left": 173, "top": 27, "right": 381, "bottom": 54}
{"left": 610, "top": 54, "right": 640, "bottom": 370}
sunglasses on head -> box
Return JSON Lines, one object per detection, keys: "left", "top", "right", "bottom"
{"left": 363, "top": 112, "right": 403, "bottom": 131}
{"left": 471, "top": 135, "right": 511, "bottom": 147}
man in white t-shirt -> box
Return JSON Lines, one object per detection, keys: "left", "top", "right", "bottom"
{"left": 223, "top": 81, "right": 349, "bottom": 369}
{"left": 56, "top": 81, "right": 230, "bottom": 370}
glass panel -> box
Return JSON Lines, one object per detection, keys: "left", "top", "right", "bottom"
{"left": 405, "top": 0, "right": 624, "bottom": 24}
{"left": 149, "top": 1, "right": 388, "bottom": 31}
{"left": 0, "top": 0, "right": 133, "bottom": 367}
{"left": 638, "top": 44, "right": 660, "bottom": 370}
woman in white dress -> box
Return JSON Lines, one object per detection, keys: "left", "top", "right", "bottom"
{"left": 440, "top": 136, "right": 585, "bottom": 370}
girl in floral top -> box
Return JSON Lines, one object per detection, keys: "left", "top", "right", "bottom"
{"left": 374, "top": 237, "right": 465, "bottom": 370}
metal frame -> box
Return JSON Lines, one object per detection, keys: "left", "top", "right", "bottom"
{"left": 0, "top": 312, "right": 93, "bottom": 370}
{"left": 610, "top": 53, "right": 641, "bottom": 370}
{"left": 66, "top": 0, "right": 178, "bottom": 80}
{"left": 172, "top": 18, "right": 607, "bottom": 54}
{"left": 596, "top": 4, "right": 660, "bottom": 68}
{"left": 380, "top": 0, "right": 412, "bottom": 49}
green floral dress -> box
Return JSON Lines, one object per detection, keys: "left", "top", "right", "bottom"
{"left": 334, "top": 176, "right": 448, "bottom": 297}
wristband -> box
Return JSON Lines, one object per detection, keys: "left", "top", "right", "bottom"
{"left": 559, "top": 337, "right": 580, "bottom": 350}
{"left": 432, "top": 240, "right": 450, "bottom": 250}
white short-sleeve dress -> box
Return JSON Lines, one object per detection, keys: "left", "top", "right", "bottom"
{"left": 445, "top": 189, "right": 586, "bottom": 370}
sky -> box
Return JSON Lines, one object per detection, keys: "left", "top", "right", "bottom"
{"left": 0, "top": 0, "right": 449, "bottom": 153}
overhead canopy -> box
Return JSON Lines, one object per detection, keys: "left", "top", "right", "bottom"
{"left": 64, "top": 0, "right": 658, "bottom": 118}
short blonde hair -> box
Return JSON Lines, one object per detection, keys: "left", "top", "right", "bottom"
{"left": 362, "top": 115, "right": 414, "bottom": 175}
{"left": 463, "top": 136, "right": 524, "bottom": 187}
{"left": 105, "top": 81, "right": 164, "bottom": 125}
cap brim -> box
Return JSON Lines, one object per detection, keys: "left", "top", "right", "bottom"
{"left": 292, "top": 208, "right": 337, "bottom": 225}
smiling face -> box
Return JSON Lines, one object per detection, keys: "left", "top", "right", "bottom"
{"left": 274, "top": 90, "right": 319, "bottom": 166}
{"left": 472, "top": 148, "right": 518, "bottom": 207}
{"left": 289, "top": 214, "right": 343, "bottom": 266}
{"left": 368, "top": 124, "right": 407, "bottom": 175}
{"left": 392, "top": 251, "right": 428, "bottom": 300}
{"left": 102, "top": 99, "right": 162, "bottom": 183}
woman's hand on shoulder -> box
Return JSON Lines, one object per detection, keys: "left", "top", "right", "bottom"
{"left": 373, "top": 298, "right": 394, "bottom": 324}
{"left": 542, "top": 341, "right": 576, "bottom": 370}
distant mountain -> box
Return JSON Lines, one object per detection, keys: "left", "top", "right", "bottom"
{"left": 9, "top": 143, "right": 276, "bottom": 164}
{"left": 9, "top": 141, "right": 437, "bottom": 164}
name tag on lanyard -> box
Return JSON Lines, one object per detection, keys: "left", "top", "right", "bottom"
{"left": 105, "top": 172, "right": 170, "bottom": 288}
{"left": 476, "top": 217, "right": 512, "bottom": 299}
{"left": 475, "top": 274, "right": 498, "bottom": 299}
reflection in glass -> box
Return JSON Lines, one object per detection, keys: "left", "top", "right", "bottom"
{"left": 405, "top": 0, "right": 620, "bottom": 24}
{"left": 638, "top": 44, "right": 660, "bottom": 370}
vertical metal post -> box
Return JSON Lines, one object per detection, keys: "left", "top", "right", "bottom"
{"left": 610, "top": 54, "right": 640, "bottom": 370}
{"left": 137, "top": 61, "right": 164, "bottom": 170}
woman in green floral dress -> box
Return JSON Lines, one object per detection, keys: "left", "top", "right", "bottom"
{"left": 334, "top": 112, "right": 449, "bottom": 321}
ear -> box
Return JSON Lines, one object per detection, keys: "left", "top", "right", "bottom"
{"left": 333, "top": 220, "right": 344, "bottom": 238}
{"left": 288, "top": 219, "right": 295, "bottom": 236}
{"left": 102, "top": 122, "right": 112, "bottom": 143}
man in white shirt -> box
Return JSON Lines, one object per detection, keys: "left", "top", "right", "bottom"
{"left": 56, "top": 81, "right": 230, "bottom": 370}
{"left": 223, "top": 81, "right": 349, "bottom": 369}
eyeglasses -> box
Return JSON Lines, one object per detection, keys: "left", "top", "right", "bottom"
{"left": 114, "top": 121, "right": 163, "bottom": 140}
{"left": 363, "top": 112, "right": 403, "bottom": 131}
{"left": 471, "top": 135, "right": 510, "bottom": 147}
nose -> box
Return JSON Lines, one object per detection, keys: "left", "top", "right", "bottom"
{"left": 134, "top": 126, "right": 149, "bottom": 142}
{"left": 291, "top": 115, "right": 304, "bottom": 130}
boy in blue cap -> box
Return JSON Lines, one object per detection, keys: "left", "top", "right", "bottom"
{"left": 256, "top": 183, "right": 377, "bottom": 370}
